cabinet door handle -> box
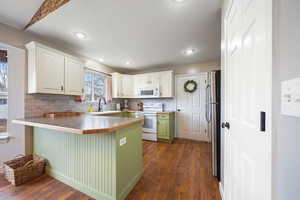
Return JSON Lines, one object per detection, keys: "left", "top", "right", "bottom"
{"left": 82, "top": 88, "right": 84, "bottom": 93}
{"left": 61, "top": 85, "right": 64, "bottom": 91}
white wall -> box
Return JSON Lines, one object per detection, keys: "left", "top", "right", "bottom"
{"left": 272, "top": 0, "right": 300, "bottom": 199}
{"left": 0, "top": 43, "right": 26, "bottom": 170}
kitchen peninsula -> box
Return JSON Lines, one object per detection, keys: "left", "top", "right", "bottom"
{"left": 13, "top": 114, "right": 144, "bottom": 200}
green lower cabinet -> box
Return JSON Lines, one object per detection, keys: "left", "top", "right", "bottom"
{"left": 127, "top": 112, "right": 137, "bottom": 118}
{"left": 114, "top": 113, "right": 125, "bottom": 117}
{"left": 157, "top": 113, "right": 175, "bottom": 143}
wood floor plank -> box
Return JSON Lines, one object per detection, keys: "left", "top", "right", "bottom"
{"left": 0, "top": 139, "right": 220, "bottom": 200}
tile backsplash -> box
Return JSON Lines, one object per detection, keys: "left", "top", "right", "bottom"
{"left": 24, "top": 94, "right": 175, "bottom": 117}
{"left": 128, "top": 98, "right": 176, "bottom": 112}
{"left": 25, "top": 94, "right": 121, "bottom": 117}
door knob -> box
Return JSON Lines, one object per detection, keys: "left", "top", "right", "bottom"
{"left": 221, "top": 122, "right": 230, "bottom": 129}
{"left": 177, "top": 109, "right": 181, "bottom": 112}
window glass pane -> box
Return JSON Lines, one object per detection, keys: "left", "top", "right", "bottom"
{"left": 94, "top": 73, "right": 106, "bottom": 101}
{"left": 84, "top": 72, "right": 93, "bottom": 101}
{"left": 0, "top": 50, "right": 8, "bottom": 134}
{"left": 0, "top": 61, "right": 8, "bottom": 93}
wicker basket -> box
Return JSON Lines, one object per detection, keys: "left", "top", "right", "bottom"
{"left": 3, "top": 154, "right": 46, "bottom": 186}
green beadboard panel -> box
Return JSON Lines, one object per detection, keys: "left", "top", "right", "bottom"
{"left": 115, "top": 124, "right": 143, "bottom": 200}
{"left": 34, "top": 128, "right": 117, "bottom": 200}
{"left": 33, "top": 124, "right": 143, "bottom": 200}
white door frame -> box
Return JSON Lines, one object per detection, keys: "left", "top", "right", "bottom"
{"left": 223, "top": 0, "right": 272, "bottom": 199}
{"left": 174, "top": 73, "right": 209, "bottom": 140}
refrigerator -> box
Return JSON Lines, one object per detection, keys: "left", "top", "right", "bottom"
{"left": 206, "top": 71, "right": 221, "bottom": 180}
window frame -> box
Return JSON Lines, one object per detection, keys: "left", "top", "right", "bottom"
{"left": 84, "top": 69, "right": 109, "bottom": 103}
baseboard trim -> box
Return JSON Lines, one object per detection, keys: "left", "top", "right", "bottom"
{"left": 47, "top": 169, "right": 114, "bottom": 200}
{"left": 219, "top": 182, "right": 224, "bottom": 200}
{"left": 117, "top": 171, "right": 142, "bottom": 200}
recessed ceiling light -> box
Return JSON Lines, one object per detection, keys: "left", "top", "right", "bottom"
{"left": 125, "top": 61, "right": 133, "bottom": 65}
{"left": 174, "top": 0, "right": 185, "bottom": 2}
{"left": 183, "top": 48, "right": 197, "bottom": 56}
{"left": 73, "top": 32, "right": 87, "bottom": 40}
{"left": 99, "top": 58, "right": 104, "bottom": 62}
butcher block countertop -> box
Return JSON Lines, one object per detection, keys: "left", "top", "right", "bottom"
{"left": 87, "top": 110, "right": 139, "bottom": 116}
{"left": 157, "top": 111, "right": 175, "bottom": 114}
{"left": 13, "top": 114, "right": 144, "bottom": 135}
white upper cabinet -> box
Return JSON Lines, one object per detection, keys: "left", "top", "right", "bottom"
{"left": 65, "top": 57, "right": 84, "bottom": 96}
{"left": 121, "top": 74, "right": 134, "bottom": 98}
{"left": 144, "top": 73, "right": 160, "bottom": 86}
{"left": 112, "top": 72, "right": 123, "bottom": 98}
{"left": 112, "top": 73, "right": 134, "bottom": 98}
{"left": 134, "top": 74, "right": 147, "bottom": 90}
{"left": 112, "top": 70, "right": 174, "bottom": 98}
{"left": 159, "top": 71, "right": 174, "bottom": 97}
{"left": 26, "top": 42, "right": 84, "bottom": 96}
{"left": 35, "top": 47, "right": 65, "bottom": 94}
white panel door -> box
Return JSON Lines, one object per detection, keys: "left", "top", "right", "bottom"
{"left": 64, "top": 57, "right": 84, "bottom": 96}
{"left": 224, "top": 0, "right": 272, "bottom": 199}
{"left": 36, "top": 47, "right": 65, "bottom": 94}
{"left": 176, "top": 74, "right": 209, "bottom": 141}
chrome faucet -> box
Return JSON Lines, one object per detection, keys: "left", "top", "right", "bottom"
{"left": 98, "top": 97, "right": 107, "bottom": 112}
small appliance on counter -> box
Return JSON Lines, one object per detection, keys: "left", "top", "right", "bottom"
{"left": 116, "top": 103, "right": 121, "bottom": 111}
{"left": 142, "top": 103, "right": 163, "bottom": 141}
{"left": 137, "top": 102, "right": 143, "bottom": 111}
{"left": 123, "top": 99, "right": 129, "bottom": 110}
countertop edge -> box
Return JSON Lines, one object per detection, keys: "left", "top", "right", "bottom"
{"left": 157, "top": 112, "right": 176, "bottom": 114}
{"left": 87, "top": 110, "right": 140, "bottom": 116}
{"left": 12, "top": 118, "right": 144, "bottom": 135}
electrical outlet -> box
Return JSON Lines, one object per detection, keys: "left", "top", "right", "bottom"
{"left": 119, "top": 137, "right": 127, "bottom": 146}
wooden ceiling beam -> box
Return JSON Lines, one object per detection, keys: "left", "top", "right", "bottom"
{"left": 24, "top": 0, "right": 70, "bottom": 30}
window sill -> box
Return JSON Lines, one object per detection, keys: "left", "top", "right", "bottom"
{"left": 0, "top": 134, "right": 12, "bottom": 144}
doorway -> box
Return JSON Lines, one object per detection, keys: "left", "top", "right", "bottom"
{"left": 175, "top": 73, "right": 209, "bottom": 141}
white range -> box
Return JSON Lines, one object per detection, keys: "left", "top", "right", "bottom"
{"left": 142, "top": 103, "right": 163, "bottom": 141}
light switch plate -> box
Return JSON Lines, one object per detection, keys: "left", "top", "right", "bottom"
{"left": 119, "top": 137, "right": 127, "bottom": 146}
{"left": 281, "top": 78, "right": 300, "bottom": 117}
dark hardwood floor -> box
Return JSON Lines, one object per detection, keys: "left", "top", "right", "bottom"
{"left": 0, "top": 139, "right": 221, "bottom": 200}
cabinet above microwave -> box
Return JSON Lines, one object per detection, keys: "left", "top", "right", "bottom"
{"left": 112, "top": 71, "right": 174, "bottom": 99}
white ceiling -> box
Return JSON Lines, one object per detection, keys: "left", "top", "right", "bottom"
{"left": 0, "top": 0, "right": 221, "bottom": 69}
{"left": 0, "top": 0, "right": 44, "bottom": 29}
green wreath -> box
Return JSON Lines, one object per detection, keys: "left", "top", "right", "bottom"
{"left": 184, "top": 80, "right": 198, "bottom": 93}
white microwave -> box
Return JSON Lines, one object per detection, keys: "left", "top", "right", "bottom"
{"left": 138, "top": 86, "right": 160, "bottom": 98}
